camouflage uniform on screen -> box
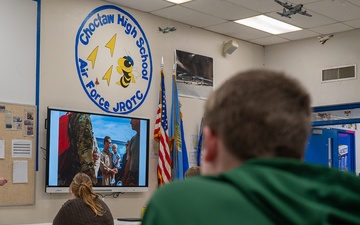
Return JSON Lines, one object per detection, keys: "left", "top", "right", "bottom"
{"left": 58, "top": 113, "right": 97, "bottom": 186}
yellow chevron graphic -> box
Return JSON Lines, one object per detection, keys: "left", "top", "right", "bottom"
{"left": 105, "top": 34, "right": 117, "bottom": 57}
{"left": 102, "top": 65, "right": 113, "bottom": 86}
{"left": 87, "top": 46, "right": 99, "bottom": 69}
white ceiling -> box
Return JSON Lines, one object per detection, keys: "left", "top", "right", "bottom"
{"left": 104, "top": 0, "right": 360, "bottom": 46}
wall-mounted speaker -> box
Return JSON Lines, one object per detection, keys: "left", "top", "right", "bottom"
{"left": 223, "top": 40, "right": 238, "bottom": 55}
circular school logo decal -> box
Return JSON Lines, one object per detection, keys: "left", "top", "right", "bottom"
{"left": 75, "top": 5, "right": 152, "bottom": 114}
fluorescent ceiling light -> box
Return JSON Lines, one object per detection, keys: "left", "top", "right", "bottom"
{"left": 166, "top": 0, "right": 192, "bottom": 4}
{"left": 235, "top": 15, "right": 302, "bottom": 34}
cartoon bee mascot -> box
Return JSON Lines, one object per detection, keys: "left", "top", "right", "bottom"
{"left": 116, "top": 56, "right": 135, "bottom": 88}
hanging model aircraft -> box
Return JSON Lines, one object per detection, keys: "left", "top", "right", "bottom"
{"left": 274, "top": 0, "right": 312, "bottom": 18}
{"left": 318, "top": 34, "right": 334, "bottom": 44}
{"left": 158, "top": 26, "right": 177, "bottom": 34}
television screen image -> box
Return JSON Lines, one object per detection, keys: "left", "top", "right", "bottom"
{"left": 45, "top": 107, "right": 149, "bottom": 193}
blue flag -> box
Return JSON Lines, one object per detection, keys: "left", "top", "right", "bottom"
{"left": 169, "top": 74, "right": 189, "bottom": 180}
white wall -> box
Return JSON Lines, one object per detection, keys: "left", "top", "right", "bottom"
{"left": 264, "top": 29, "right": 360, "bottom": 107}
{"left": 0, "top": 0, "right": 37, "bottom": 105}
{"left": 0, "top": 0, "right": 264, "bottom": 224}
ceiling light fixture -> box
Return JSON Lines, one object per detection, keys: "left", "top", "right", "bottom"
{"left": 235, "top": 15, "right": 302, "bottom": 35}
{"left": 166, "top": 0, "right": 192, "bottom": 4}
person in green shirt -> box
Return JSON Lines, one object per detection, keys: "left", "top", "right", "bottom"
{"left": 142, "top": 69, "right": 360, "bottom": 225}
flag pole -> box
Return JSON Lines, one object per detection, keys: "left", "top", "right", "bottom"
{"left": 161, "top": 56, "right": 164, "bottom": 71}
{"left": 171, "top": 63, "right": 176, "bottom": 176}
{"left": 158, "top": 57, "right": 164, "bottom": 186}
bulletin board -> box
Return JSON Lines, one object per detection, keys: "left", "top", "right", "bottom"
{"left": 0, "top": 102, "right": 36, "bottom": 206}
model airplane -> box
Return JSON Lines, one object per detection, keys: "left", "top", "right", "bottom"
{"left": 158, "top": 26, "right": 177, "bottom": 34}
{"left": 318, "top": 34, "right": 334, "bottom": 44}
{"left": 274, "top": 0, "right": 312, "bottom": 18}
{"left": 177, "top": 73, "right": 213, "bottom": 86}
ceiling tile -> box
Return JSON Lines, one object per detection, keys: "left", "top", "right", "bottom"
{"left": 348, "top": 0, "right": 360, "bottom": 7}
{"left": 151, "top": 5, "right": 226, "bottom": 28}
{"left": 344, "top": 19, "right": 360, "bottom": 28}
{"left": 306, "top": 0, "right": 360, "bottom": 21}
{"left": 181, "top": 0, "right": 259, "bottom": 20}
{"left": 225, "top": 0, "right": 280, "bottom": 13}
{"left": 104, "top": 0, "right": 174, "bottom": 12}
{"left": 310, "top": 22, "right": 353, "bottom": 34}
{"left": 290, "top": 0, "right": 320, "bottom": 3}
{"left": 250, "top": 36, "right": 289, "bottom": 46}
{"left": 206, "top": 22, "right": 271, "bottom": 40}
{"left": 278, "top": 29, "right": 321, "bottom": 40}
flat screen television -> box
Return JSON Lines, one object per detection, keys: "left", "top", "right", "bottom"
{"left": 45, "top": 107, "right": 149, "bottom": 193}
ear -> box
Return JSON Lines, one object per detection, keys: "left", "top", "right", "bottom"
{"left": 203, "top": 126, "right": 219, "bottom": 162}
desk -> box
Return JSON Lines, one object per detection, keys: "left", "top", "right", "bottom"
{"left": 117, "top": 222, "right": 141, "bottom": 225}
{"left": 117, "top": 218, "right": 142, "bottom": 224}
{"left": 117, "top": 221, "right": 141, "bottom": 225}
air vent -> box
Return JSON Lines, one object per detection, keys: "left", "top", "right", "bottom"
{"left": 322, "top": 65, "right": 356, "bottom": 82}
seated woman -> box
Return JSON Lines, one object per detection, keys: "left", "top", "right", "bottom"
{"left": 53, "top": 172, "right": 114, "bottom": 225}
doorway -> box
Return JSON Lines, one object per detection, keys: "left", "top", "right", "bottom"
{"left": 305, "top": 127, "right": 355, "bottom": 173}
{"left": 305, "top": 102, "right": 360, "bottom": 175}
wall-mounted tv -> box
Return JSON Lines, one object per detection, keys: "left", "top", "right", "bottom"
{"left": 45, "top": 107, "right": 149, "bottom": 193}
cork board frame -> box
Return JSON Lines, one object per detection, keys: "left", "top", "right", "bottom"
{"left": 0, "top": 102, "right": 36, "bottom": 206}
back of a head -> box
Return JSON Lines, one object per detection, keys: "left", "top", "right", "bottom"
{"left": 70, "top": 173, "right": 104, "bottom": 216}
{"left": 203, "top": 69, "right": 311, "bottom": 160}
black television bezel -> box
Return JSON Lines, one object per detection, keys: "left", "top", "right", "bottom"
{"left": 45, "top": 107, "right": 149, "bottom": 193}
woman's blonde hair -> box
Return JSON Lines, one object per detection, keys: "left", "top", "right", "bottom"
{"left": 185, "top": 166, "right": 201, "bottom": 178}
{"left": 70, "top": 173, "right": 105, "bottom": 216}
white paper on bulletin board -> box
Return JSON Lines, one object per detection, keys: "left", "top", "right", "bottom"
{"left": 12, "top": 139, "right": 32, "bottom": 158}
{"left": 13, "top": 160, "right": 28, "bottom": 183}
{"left": 0, "top": 140, "right": 4, "bottom": 159}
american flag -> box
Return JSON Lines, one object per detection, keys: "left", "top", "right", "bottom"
{"left": 154, "top": 70, "right": 172, "bottom": 185}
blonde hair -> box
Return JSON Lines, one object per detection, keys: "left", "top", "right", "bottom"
{"left": 70, "top": 173, "right": 105, "bottom": 216}
{"left": 185, "top": 166, "right": 201, "bottom": 178}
